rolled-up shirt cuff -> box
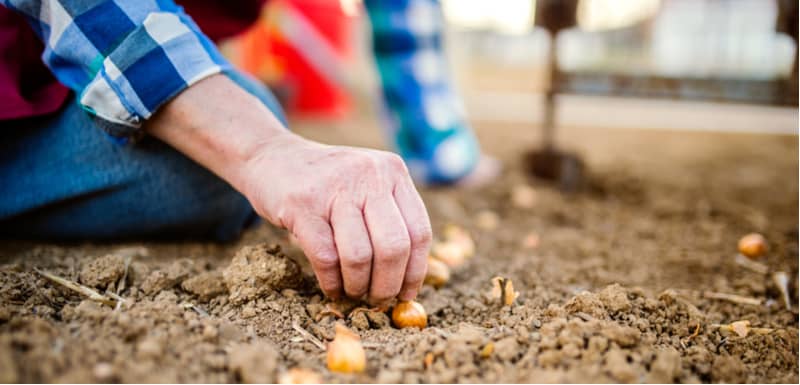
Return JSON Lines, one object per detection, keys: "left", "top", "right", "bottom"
{"left": 78, "top": 11, "right": 231, "bottom": 138}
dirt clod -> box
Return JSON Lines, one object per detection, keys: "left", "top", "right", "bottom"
{"left": 181, "top": 271, "right": 227, "bottom": 300}
{"left": 598, "top": 283, "right": 631, "bottom": 313}
{"left": 365, "top": 310, "right": 391, "bottom": 329}
{"left": 79, "top": 254, "right": 125, "bottom": 289}
{"left": 0, "top": 341, "right": 17, "bottom": 383}
{"left": 604, "top": 348, "right": 639, "bottom": 382}
{"left": 646, "top": 348, "right": 682, "bottom": 383}
{"left": 350, "top": 311, "right": 370, "bottom": 330}
{"left": 564, "top": 291, "right": 607, "bottom": 318}
{"left": 493, "top": 336, "right": 519, "bottom": 361}
{"left": 229, "top": 341, "right": 282, "bottom": 383}
{"left": 711, "top": 355, "right": 747, "bottom": 383}
{"left": 0, "top": 125, "right": 796, "bottom": 383}
{"left": 141, "top": 259, "right": 194, "bottom": 295}
{"left": 223, "top": 244, "right": 302, "bottom": 303}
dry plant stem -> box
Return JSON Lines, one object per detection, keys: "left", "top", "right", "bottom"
{"left": 35, "top": 269, "right": 117, "bottom": 307}
{"left": 709, "top": 323, "right": 774, "bottom": 336}
{"left": 106, "top": 292, "right": 126, "bottom": 311}
{"left": 291, "top": 321, "right": 326, "bottom": 351}
{"left": 574, "top": 312, "right": 594, "bottom": 322}
{"left": 735, "top": 254, "right": 769, "bottom": 275}
{"left": 704, "top": 291, "right": 762, "bottom": 306}
{"left": 181, "top": 303, "right": 209, "bottom": 317}
{"left": 688, "top": 324, "right": 701, "bottom": 339}
{"left": 116, "top": 254, "right": 133, "bottom": 295}
{"left": 772, "top": 272, "right": 793, "bottom": 310}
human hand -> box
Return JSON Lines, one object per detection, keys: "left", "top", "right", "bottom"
{"left": 239, "top": 133, "right": 432, "bottom": 305}
{"left": 146, "top": 74, "right": 431, "bottom": 304}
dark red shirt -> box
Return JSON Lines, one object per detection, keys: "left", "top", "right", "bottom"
{"left": 0, "top": 0, "right": 265, "bottom": 121}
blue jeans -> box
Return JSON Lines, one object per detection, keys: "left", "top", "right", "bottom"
{"left": 0, "top": 71, "right": 285, "bottom": 241}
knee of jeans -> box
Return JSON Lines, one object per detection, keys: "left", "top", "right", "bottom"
{"left": 151, "top": 162, "right": 258, "bottom": 241}
{"left": 224, "top": 70, "right": 288, "bottom": 128}
{"left": 203, "top": 184, "right": 259, "bottom": 242}
{"left": 115, "top": 140, "right": 260, "bottom": 241}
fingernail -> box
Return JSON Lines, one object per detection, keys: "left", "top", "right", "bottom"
{"left": 398, "top": 288, "right": 418, "bottom": 301}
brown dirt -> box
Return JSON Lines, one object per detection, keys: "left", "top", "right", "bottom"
{"left": 0, "top": 122, "right": 797, "bottom": 383}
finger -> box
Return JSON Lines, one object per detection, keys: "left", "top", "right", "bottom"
{"left": 363, "top": 194, "right": 411, "bottom": 304}
{"left": 330, "top": 201, "right": 373, "bottom": 299}
{"left": 393, "top": 180, "right": 433, "bottom": 300}
{"left": 292, "top": 216, "right": 343, "bottom": 299}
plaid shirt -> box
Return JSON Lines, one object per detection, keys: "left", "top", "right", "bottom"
{"left": 365, "top": 0, "right": 478, "bottom": 183}
{"left": 1, "top": 0, "right": 230, "bottom": 135}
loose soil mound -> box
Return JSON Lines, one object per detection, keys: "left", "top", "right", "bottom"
{"left": 0, "top": 125, "right": 797, "bottom": 383}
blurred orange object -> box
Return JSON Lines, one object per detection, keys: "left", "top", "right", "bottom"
{"left": 224, "top": 0, "right": 357, "bottom": 118}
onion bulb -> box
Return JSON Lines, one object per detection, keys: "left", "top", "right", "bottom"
{"left": 326, "top": 323, "right": 366, "bottom": 373}
{"left": 391, "top": 300, "right": 427, "bottom": 329}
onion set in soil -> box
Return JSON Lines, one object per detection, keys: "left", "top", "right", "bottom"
{"left": 326, "top": 323, "right": 366, "bottom": 373}
{"left": 391, "top": 300, "right": 428, "bottom": 329}
{"left": 738, "top": 233, "right": 767, "bottom": 259}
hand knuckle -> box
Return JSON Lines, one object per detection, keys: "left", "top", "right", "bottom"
{"left": 313, "top": 252, "right": 339, "bottom": 269}
{"left": 384, "top": 153, "right": 407, "bottom": 173}
{"left": 345, "top": 246, "right": 372, "bottom": 268}
{"left": 377, "top": 236, "right": 410, "bottom": 261}
{"left": 351, "top": 154, "right": 380, "bottom": 174}
{"left": 410, "top": 224, "right": 433, "bottom": 246}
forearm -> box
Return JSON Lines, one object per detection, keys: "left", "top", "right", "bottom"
{"left": 144, "top": 74, "right": 293, "bottom": 193}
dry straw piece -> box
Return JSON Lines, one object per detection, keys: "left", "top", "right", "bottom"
{"left": 35, "top": 269, "right": 119, "bottom": 307}
{"left": 712, "top": 320, "right": 773, "bottom": 338}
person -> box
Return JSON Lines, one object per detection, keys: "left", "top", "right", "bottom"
{"left": 0, "top": 0, "right": 481, "bottom": 305}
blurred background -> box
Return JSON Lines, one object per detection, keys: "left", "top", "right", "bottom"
{"left": 219, "top": 0, "right": 798, "bottom": 137}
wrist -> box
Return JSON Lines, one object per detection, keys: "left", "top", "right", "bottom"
{"left": 146, "top": 74, "right": 295, "bottom": 191}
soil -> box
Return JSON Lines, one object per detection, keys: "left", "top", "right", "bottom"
{"left": 0, "top": 121, "right": 797, "bottom": 383}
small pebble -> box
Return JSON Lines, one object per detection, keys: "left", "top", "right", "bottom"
{"left": 475, "top": 210, "right": 500, "bottom": 231}
{"left": 93, "top": 363, "right": 114, "bottom": 382}
{"left": 511, "top": 184, "right": 537, "bottom": 209}
{"left": 241, "top": 305, "right": 257, "bottom": 318}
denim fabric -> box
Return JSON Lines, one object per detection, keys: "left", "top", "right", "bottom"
{"left": 0, "top": 70, "right": 285, "bottom": 241}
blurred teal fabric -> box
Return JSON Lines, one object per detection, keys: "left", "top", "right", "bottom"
{"left": 365, "top": 0, "right": 480, "bottom": 184}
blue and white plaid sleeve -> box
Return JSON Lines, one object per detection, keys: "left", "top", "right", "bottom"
{"left": 1, "top": 0, "right": 231, "bottom": 138}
